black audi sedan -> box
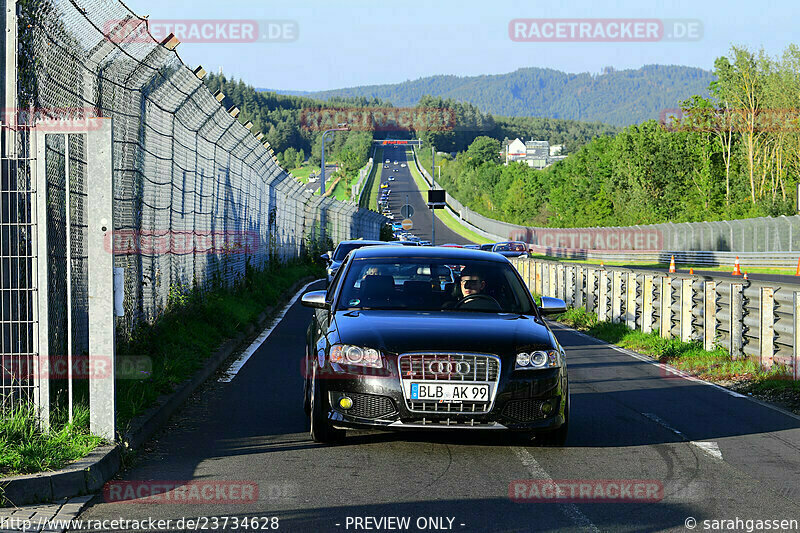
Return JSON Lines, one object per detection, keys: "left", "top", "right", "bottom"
{"left": 301, "top": 246, "right": 570, "bottom": 445}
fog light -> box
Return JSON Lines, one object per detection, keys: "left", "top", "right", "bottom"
{"left": 541, "top": 400, "right": 554, "bottom": 415}
{"left": 339, "top": 397, "right": 353, "bottom": 410}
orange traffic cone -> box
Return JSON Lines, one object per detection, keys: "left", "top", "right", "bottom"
{"left": 732, "top": 256, "right": 742, "bottom": 276}
{"left": 743, "top": 272, "right": 749, "bottom": 281}
{"left": 795, "top": 257, "right": 800, "bottom": 276}
{"left": 689, "top": 268, "right": 694, "bottom": 274}
{"left": 668, "top": 255, "right": 676, "bottom": 273}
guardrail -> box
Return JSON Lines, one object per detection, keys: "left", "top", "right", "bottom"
{"left": 537, "top": 250, "right": 800, "bottom": 269}
{"left": 509, "top": 257, "right": 800, "bottom": 380}
{"left": 352, "top": 152, "right": 375, "bottom": 203}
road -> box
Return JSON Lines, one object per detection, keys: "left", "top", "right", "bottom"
{"left": 378, "top": 145, "right": 471, "bottom": 246}
{"left": 299, "top": 165, "right": 339, "bottom": 195}
{"left": 72, "top": 280, "right": 800, "bottom": 532}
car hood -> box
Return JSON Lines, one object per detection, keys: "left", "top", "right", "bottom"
{"left": 333, "top": 310, "right": 553, "bottom": 355}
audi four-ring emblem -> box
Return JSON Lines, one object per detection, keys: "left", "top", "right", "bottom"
{"left": 427, "top": 361, "right": 471, "bottom": 376}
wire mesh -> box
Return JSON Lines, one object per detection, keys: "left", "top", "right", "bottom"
{"left": 2, "top": 0, "right": 386, "bottom": 411}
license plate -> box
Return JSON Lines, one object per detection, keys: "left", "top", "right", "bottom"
{"left": 409, "top": 382, "right": 490, "bottom": 402}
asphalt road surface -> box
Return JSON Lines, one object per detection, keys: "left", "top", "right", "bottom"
{"left": 378, "top": 146, "right": 471, "bottom": 246}
{"left": 299, "top": 165, "right": 339, "bottom": 195}
{"left": 72, "top": 280, "right": 800, "bottom": 532}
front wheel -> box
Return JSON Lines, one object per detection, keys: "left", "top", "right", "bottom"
{"left": 309, "top": 364, "right": 345, "bottom": 443}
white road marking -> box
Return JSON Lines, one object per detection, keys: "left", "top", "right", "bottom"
{"left": 511, "top": 447, "right": 600, "bottom": 533}
{"left": 690, "top": 441, "right": 723, "bottom": 461}
{"left": 218, "top": 279, "right": 323, "bottom": 383}
{"left": 642, "top": 413, "right": 724, "bottom": 461}
{"left": 641, "top": 412, "right": 688, "bottom": 440}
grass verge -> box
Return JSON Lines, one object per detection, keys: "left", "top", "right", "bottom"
{"left": 405, "top": 149, "right": 493, "bottom": 245}
{"left": 556, "top": 307, "right": 800, "bottom": 414}
{"left": 364, "top": 147, "right": 385, "bottom": 210}
{"left": 116, "top": 259, "right": 323, "bottom": 429}
{"left": 1, "top": 403, "right": 104, "bottom": 478}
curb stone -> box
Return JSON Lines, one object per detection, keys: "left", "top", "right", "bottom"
{"left": 0, "top": 275, "right": 320, "bottom": 508}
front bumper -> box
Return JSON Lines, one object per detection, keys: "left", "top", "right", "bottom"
{"left": 317, "top": 359, "right": 567, "bottom": 432}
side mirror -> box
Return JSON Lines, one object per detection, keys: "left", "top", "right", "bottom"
{"left": 320, "top": 253, "right": 330, "bottom": 262}
{"left": 301, "top": 290, "right": 329, "bottom": 310}
{"left": 539, "top": 296, "right": 567, "bottom": 315}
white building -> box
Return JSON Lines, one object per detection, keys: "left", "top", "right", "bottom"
{"left": 505, "top": 138, "right": 565, "bottom": 169}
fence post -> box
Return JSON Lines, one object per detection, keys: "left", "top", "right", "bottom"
{"left": 626, "top": 272, "right": 637, "bottom": 330}
{"left": 704, "top": 281, "right": 717, "bottom": 352}
{"left": 549, "top": 263, "right": 556, "bottom": 298}
{"left": 660, "top": 276, "right": 672, "bottom": 338}
{"left": 611, "top": 270, "right": 622, "bottom": 323}
{"left": 535, "top": 261, "right": 542, "bottom": 296}
{"left": 557, "top": 264, "right": 565, "bottom": 300}
{"left": 642, "top": 274, "right": 654, "bottom": 334}
{"left": 794, "top": 291, "right": 800, "bottom": 381}
{"left": 586, "top": 268, "right": 596, "bottom": 313}
{"left": 681, "top": 278, "right": 693, "bottom": 342}
{"left": 87, "top": 119, "right": 116, "bottom": 441}
{"left": 730, "top": 283, "right": 743, "bottom": 359}
{"left": 576, "top": 267, "right": 584, "bottom": 309}
{"left": 760, "top": 287, "right": 775, "bottom": 369}
{"left": 598, "top": 270, "right": 609, "bottom": 322}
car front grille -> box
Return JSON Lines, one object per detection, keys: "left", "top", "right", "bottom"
{"left": 501, "top": 399, "right": 549, "bottom": 422}
{"left": 399, "top": 353, "right": 500, "bottom": 382}
{"left": 398, "top": 353, "right": 501, "bottom": 415}
{"left": 331, "top": 391, "right": 397, "bottom": 419}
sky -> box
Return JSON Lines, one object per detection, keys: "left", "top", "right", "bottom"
{"left": 121, "top": 0, "right": 799, "bottom": 92}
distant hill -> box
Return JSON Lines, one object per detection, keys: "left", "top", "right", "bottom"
{"left": 287, "top": 65, "right": 715, "bottom": 127}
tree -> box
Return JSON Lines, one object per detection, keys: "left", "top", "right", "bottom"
{"left": 465, "top": 136, "right": 502, "bottom": 167}
{"left": 296, "top": 149, "right": 305, "bottom": 169}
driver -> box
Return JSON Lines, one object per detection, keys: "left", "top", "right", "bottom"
{"left": 459, "top": 266, "right": 487, "bottom": 297}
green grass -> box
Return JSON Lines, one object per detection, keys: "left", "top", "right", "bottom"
{"left": 364, "top": 147, "right": 385, "bottom": 210}
{"left": 329, "top": 176, "right": 350, "bottom": 201}
{"left": 0, "top": 403, "right": 103, "bottom": 478}
{"left": 116, "top": 260, "right": 323, "bottom": 429}
{"left": 527, "top": 254, "right": 796, "bottom": 276}
{"left": 556, "top": 307, "right": 793, "bottom": 384}
{"left": 288, "top": 165, "right": 320, "bottom": 181}
{"left": 405, "top": 149, "right": 493, "bottom": 245}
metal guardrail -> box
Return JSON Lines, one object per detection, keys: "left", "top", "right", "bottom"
{"left": 536, "top": 249, "right": 800, "bottom": 268}
{"left": 509, "top": 257, "right": 800, "bottom": 380}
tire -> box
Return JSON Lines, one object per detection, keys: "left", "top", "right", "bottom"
{"left": 309, "top": 363, "right": 345, "bottom": 443}
{"left": 302, "top": 348, "right": 311, "bottom": 416}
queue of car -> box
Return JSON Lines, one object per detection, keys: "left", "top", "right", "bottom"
{"left": 306, "top": 245, "right": 569, "bottom": 446}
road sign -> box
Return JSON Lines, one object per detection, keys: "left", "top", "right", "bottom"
{"left": 402, "top": 219, "right": 413, "bottom": 231}
{"left": 427, "top": 189, "right": 446, "bottom": 209}
{"left": 400, "top": 204, "right": 415, "bottom": 219}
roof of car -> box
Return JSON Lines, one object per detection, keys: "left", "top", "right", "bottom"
{"left": 350, "top": 245, "right": 511, "bottom": 262}
{"left": 336, "top": 240, "right": 402, "bottom": 247}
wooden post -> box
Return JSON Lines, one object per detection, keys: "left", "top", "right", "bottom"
{"left": 660, "top": 276, "right": 672, "bottom": 339}
{"left": 626, "top": 271, "right": 637, "bottom": 330}
{"left": 730, "top": 283, "right": 743, "bottom": 359}
{"left": 642, "top": 274, "right": 654, "bottom": 334}
{"left": 611, "top": 270, "right": 622, "bottom": 323}
{"left": 681, "top": 278, "right": 693, "bottom": 342}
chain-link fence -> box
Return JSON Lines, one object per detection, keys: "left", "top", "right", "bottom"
{"left": 18, "top": 0, "right": 384, "bottom": 331}
{"left": 1, "top": 0, "right": 385, "bottom": 414}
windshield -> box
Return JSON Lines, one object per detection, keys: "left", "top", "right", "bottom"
{"left": 333, "top": 243, "right": 369, "bottom": 262}
{"left": 337, "top": 258, "right": 534, "bottom": 313}
{"left": 493, "top": 243, "right": 526, "bottom": 252}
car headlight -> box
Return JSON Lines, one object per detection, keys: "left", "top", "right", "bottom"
{"left": 330, "top": 345, "right": 383, "bottom": 368}
{"left": 515, "top": 349, "right": 560, "bottom": 370}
